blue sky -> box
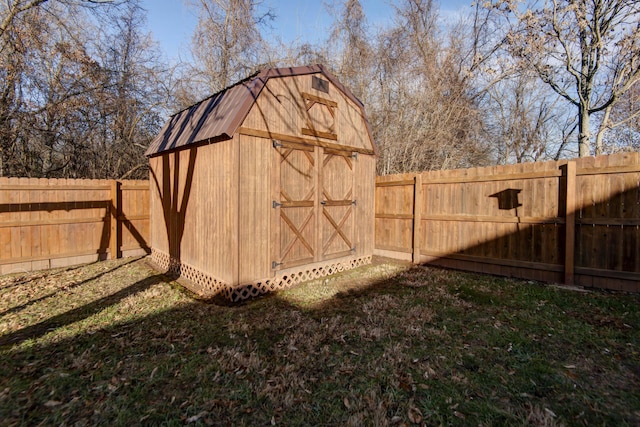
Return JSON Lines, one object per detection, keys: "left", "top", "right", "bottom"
{"left": 141, "top": 0, "right": 474, "bottom": 63}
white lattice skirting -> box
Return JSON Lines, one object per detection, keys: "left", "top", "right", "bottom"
{"left": 150, "top": 249, "right": 372, "bottom": 302}
{"left": 150, "top": 249, "right": 229, "bottom": 297}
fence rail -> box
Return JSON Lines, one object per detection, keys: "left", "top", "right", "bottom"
{"left": 0, "top": 178, "right": 149, "bottom": 274}
{"left": 375, "top": 153, "right": 640, "bottom": 292}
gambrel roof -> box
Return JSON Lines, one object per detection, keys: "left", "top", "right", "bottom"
{"left": 146, "top": 64, "right": 374, "bottom": 157}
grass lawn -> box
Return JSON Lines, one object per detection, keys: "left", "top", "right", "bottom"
{"left": 0, "top": 256, "right": 639, "bottom": 426}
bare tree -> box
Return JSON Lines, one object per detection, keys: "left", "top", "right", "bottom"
{"left": 188, "top": 0, "right": 274, "bottom": 95}
{"left": 0, "top": 0, "right": 99, "bottom": 176}
{"left": 598, "top": 82, "right": 640, "bottom": 152}
{"left": 326, "top": 0, "right": 374, "bottom": 102}
{"left": 486, "top": 0, "right": 640, "bottom": 157}
{"left": 89, "top": 2, "right": 168, "bottom": 179}
{"left": 485, "top": 72, "right": 570, "bottom": 163}
{"left": 0, "top": 0, "right": 168, "bottom": 178}
{"left": 370, "top": 0, "right": 492, "bottom": 175}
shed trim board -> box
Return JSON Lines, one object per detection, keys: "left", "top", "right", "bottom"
{"left": 237, "top": 127, "right": 374, "bottom": 155}
{"left": 148, "top": 65, "right": 376, "bottom": 300}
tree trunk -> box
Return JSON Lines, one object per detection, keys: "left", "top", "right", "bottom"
{"left": 594, "top": 105, "right": 613, "bottom": 156}
{"left": 578, "top": 106, "right": 591, "bottom": 157}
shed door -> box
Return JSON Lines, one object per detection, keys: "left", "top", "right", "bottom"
{"left": 273, "top": 142, "right": 356, "bottom": 270}
{"left": 321, "top": 149, "right": 356, "bottom": 260}
{"left": 274, "top": 142, "right": 317, "bottom": 269}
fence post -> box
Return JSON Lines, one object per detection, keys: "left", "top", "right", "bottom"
{"left": 412, "top": 174, "right": 422, "bottom": 264}
{"left": 110, "top": 180, "right": 121, "bottom": 260}
{"left": 564, "top": 161, "right": 576, "bottom": 286}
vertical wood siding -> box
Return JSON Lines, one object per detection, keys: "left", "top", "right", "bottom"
{"left": 238, "top": 134, "right": 273, "bottom": 283}
{"left": 149, "top": 139, "right": 239, "bottom": 285}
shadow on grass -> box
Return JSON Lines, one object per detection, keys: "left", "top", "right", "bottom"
{"left": 0, "top": 257, "right": 144, "bottom": 319}
{"left": 0, "top": 262, "right": 93, "bottom": 291}
{"left": 0, "top": 261, "right": 638, "bottom": 426}
{"left": 0, "top": 272, "right": 169, "bottom": 347}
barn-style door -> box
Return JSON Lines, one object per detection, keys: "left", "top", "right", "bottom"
{"left": 272, "top": 141, "right": 356, "bottom": 270}
{"left": 321, "top": 149, "right": 356, "bottom": 260}
{"left": 273, "top": 141, "right": 318, "bottom": 269}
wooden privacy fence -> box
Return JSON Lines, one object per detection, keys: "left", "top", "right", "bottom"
{"left": 0, "top": 178, "right": 150, "bottom": 275}
{"left": 375, "top": 153, "right": 640, "bottom": 292}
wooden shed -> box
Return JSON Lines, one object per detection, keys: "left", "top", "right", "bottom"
{"left": 145, "top": 65, "right": 377, "bottom": 301}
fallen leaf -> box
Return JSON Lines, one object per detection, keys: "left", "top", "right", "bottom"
{"left": 399, "top": 379, "right": 413, "bottom": 392}
{"left": 0, "top": 387, "right": 10, "bottom": 399}
{"left": 423, "top": 366, "right": 436, "bottom": 379}
{"left": 407, "top": 406, "right": 422, "bottom": 424}
{"left": 186, "top": 411, "right": 208, "bottom": 423}
{"left": 453, "top": 410, "right": 466, "bottom": 419}
{"left": 565, "top": 370, "right": 579, "bottom": 379}
{"left": 343, "top": 397, "right": 352, "bottom": 409}
{"left": 390, "top": 415, "right": 403, "bottom": 424}
{"left": 44, "top": 400, "right": 62, "bottom": 407}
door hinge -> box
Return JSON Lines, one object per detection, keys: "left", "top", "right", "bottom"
{"left": 351, "top": 246, "right": 357, "bottom": 253}
{"left": 272, "top": 140, "right": 282, "bottom": 148}
{"left": 272, "top": 200, "right": 283, "bottom": 208}
{"left": 351, "top": 152, "right": 358, "bottom": 159}
{"left": 272, "top": 261, "right": 283, "bottom": 269}
{"left": 352, "top": 199, "right": 357, "bottom": 206}
{"left": 321, "top": 200, "right": 327, "bottom": 205}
